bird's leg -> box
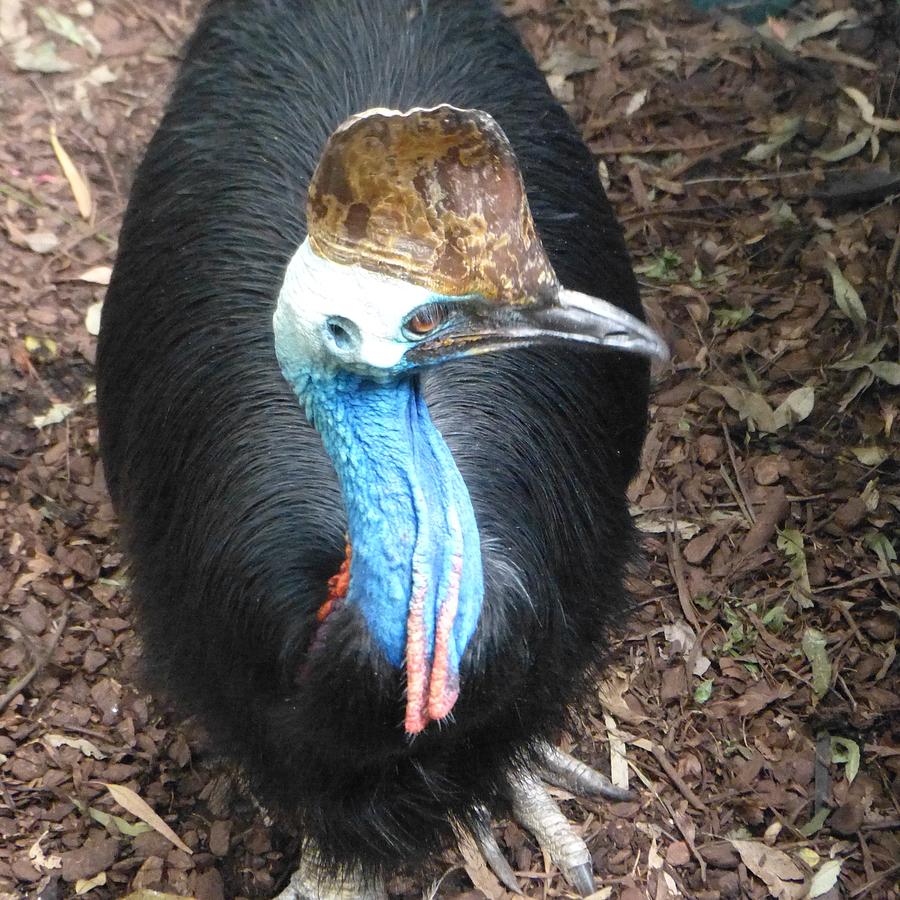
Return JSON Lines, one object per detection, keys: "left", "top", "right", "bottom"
{"left": 273, "top": 845, "right": 386, "bottom": 900}
{"left": 536, "top": 741, "right": 634, "bottom": 803}
{"left": 471, "top": 742, "right": 634, "bottom": 897}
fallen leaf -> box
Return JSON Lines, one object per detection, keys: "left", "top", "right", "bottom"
{"left": 50, "top": 124, "right": 93, "bottom": 219}
{"left": 709, "top": 385, "right": 778, "bottom": 433}
{"left": 831, "top": 339, "right": 887, "bottom": 370}
{"left": 798, "top": 808, "right": 830, "bottom": 837}
{"left": 78, "top": 265, "right": 112, "bottom": 284}
{"left": 777, "top": 528, "right": 812, "bottom": 608}
{"left": 28, "top": 831, "right": 62, "bottom": 871}
{"left": 120, "top": 893, "right": 195, "bottom": 900}
{"left": 831, "top": 736, "right": 860, "bottom": 784}
{"left": 539, "top": 47, "right": 601, "bottom": 77}
{"left": 625, "top": 88, "right": 648, "bottom": 117}
{"left": 0, "top": 0, "right": 28, "bottom": 43}
{"left": 850, "top": 446, "right": 888, "bottom": 466}
{"left": 604, "top": 712, "right": 630, "bottom": 791}
{"left": 814, "top": 128, "right": 873, "bottom": 163}
{"left": 457, "top": 830, "right": 510, "bottom": 899}
{"left": 13, "top": 37, "right": 74, "bottom": 72}
{"left": 103, "top": 783, "right": 192, "bottom": 855}
{"left": 801, "top": 628, "right": 831, "bottom": 699}
{"left": 745, "top": 116, "right": 802, "bottom": 162}
{"left": 806, "top": 858, "right": 843, "bottom": 898}
{"left": 777, "top": 10, "right": 857, "bottom": 49}
{"left": 5, "top": 217, "right": 60, "bottom": 253}
{"left": 35, "top": 5, "right": 101, "bottom": 55}
{"left": 79, "top": 803, "right": 152, "bottom": 838}
{"left": 867, "top": 361, "right": 900, "bottom": 385}
{"left": 773, "top": 386, "right": 815, "bottom": 430}
{"left": 842, "top": 86, "right": 900, "bottom": 133}
{"left": 85, "top": 300, "right": 103, "bottom": 335}
{"left": 44, "top": 733, "right": 106, "bottom": 759}
{"left": 32, "top": 402, "right": 74, "bottom": 429}
{"left": 733, "top": 680, "right": 793, "bottom": 717}
{"left": 24, "top": 230, "right": 60, "bottom": 254}
{"left": 824, "top": 259, "right": 866, "bottom": 328}
{"left": 75, "top": 872, "right": 107, "bottom": 894}
{"left": 729, "top": 839, "right": 805, "bottom": 899}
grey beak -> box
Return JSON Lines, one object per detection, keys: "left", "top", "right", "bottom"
{"left": 406, "top": 288, "right": 668, "bottom": 367}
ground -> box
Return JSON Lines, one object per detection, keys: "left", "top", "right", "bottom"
{"left": 0, "top": 0, "right": 898, "bottom": 898}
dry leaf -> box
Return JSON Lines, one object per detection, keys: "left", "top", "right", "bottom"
{"left": 0, "top": 0, "right": 27, "bottom": 43}
{"left": 824, "top": 259, "right": 866, "bottom": 328}
{"left": 850, "top": 446, "right": 888, "bottom": 466}
{"left": 44, "top": 733, "right": 106, "bottom": 759}
{"left": 806, "top": 859, "right": 842, "bottom": 898}
{"left": 777, "top": 10, "right": 857, "bottom": 49}
{"left": 50, "top": 124, "right": 93, "bottom": 219}
{"left": 32, "top": 402, "right": 74, "bottom": 428}
{"left": 457, "top": 830, "right": 510, "bottom": 899}
{"left": 120, "top": 893, "right": 195, "bottom": 900}
{"left": 28, "top": 831, "right": 62, "bottom": 871}
{"left": 75, "top": 872, "right": 107, "bottom": 894}
{"left": 79, "top": 265, "right": 112, "bottom": 284}
{"left": 625, "top": 88, "right": 648, "bottom": 117}
{"left": 603, "top": 712, "right": 630, "bottom": 791}
{"left": 14, "top": 38, "right": 74, "bottom": 72}
{"left": 85, "top": 300, "right": 103, "bottom": 336}
{"left": 103, "top": 782, "right": 193, "bottom": 855}
{"left": 539, "top": 47, "right": 600, "bottom": 77}
{"left": 24, "top": 230, "right": 60, "bottom": 254}
{"left": 35, "top": 5, "right": 101, "bottom": 55}
{"left": 729, "top": 840, "right": 805, "bottom": 899}
{"left": 842, "top": 86, "right": 900, "bottom": 134}
{"left": 814, "top": 128, "right": 873, "bottom": 163}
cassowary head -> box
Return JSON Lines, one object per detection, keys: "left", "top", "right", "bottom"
{"left": 272, "top": 106, "right": 665, "bottom": 735}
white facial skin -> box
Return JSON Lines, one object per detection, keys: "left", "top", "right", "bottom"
{"left": 274, "top": 238, "right": 437, "bottom": 375}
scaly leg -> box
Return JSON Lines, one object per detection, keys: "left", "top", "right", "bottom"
{"left": 472, "top": 741, "right": 634, "bottom": 896}
{"left": 273, "top": 846, "right": 386, "bottom": 900}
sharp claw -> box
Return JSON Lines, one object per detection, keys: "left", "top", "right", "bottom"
{"left": 568, "top": 861, "right": 596, "bottom": 897}
{"left": 536, "top": 741, "right": 635, "bottom": 802}
{"left": 507, "top": 770, "right": 594, "bottom": 894}
{"left": 274, "top": 848, "right": 386, "bottom": 900}
{"left": 470, "top": 807, "right": 522, "bottom": 894}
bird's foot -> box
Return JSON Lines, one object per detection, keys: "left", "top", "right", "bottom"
{"left": 472, "top": 741, "right": 634, "bottom": 897}
{"left": 273, "top": 848, "right": 386, "bottom": 900}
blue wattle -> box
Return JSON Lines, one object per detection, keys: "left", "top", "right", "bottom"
{"left": 279, "top": 366, "right": 483, "bottom": 676}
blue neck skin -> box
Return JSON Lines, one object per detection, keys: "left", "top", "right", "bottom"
{"left": 281, "top": 364, "right": 484, "bottom": 727}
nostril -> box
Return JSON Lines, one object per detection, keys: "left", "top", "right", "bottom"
{"left": 325, "top": 316, "right": 359, "bottom": 352}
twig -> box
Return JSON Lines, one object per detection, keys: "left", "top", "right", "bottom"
{"left": 666, "top": 524, "right": 702, "bottom": 631}
{"left": 645, "top": 743, "right": 708, "bottom": 814}
{"left": 0, "top": 598, "right": 71, "bottom": 715}
{"left": 886, "top": 227, "right": 900, "bottom": 284}
{"left": 813, "top": 573, "right": 893, "bottom": 594}
{"left": 849, "top": 863, "right": 900, "bottom": 899}
{"left": 720, "top": 416, "right": 756, "bottom": 525}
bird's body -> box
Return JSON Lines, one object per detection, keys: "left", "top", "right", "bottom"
{"left": 97, "top": 0, "right": 653, "bottom": 889}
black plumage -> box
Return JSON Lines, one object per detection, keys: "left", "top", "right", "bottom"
{"left": 96, "top": 0, "right": 650, "bottom": 882}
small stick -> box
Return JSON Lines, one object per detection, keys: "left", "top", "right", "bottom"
{"left": 0, "top": 598, "right": 71, "bottom": 715}
{"left": 646, "top": 743, "right": 708, "bottom": 814}
{"left": 720, "top": 416, "right": 756, "bottom": 525}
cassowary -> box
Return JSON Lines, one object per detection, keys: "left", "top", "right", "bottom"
{"left": 96, "top": 1, "right": 666, "bottom": 897}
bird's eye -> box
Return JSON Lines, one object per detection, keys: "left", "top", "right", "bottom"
{"left": 403, "top": 302, "right": 450, "bottom": 339}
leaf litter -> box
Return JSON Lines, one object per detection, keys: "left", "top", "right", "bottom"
{"left": 0, "top": 0, "right": 898, "bottom": 898}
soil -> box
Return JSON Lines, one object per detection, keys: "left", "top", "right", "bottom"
{"left": 1, "top": 0, "right": 898, "bottom": 898}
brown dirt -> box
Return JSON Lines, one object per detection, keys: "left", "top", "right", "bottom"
{"left": 1, "top": 0, "right": 898, "bottom": 898}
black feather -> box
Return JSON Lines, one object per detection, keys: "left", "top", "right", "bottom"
{"left": 96, "top": 0, "right": 650, "bottom": 880}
